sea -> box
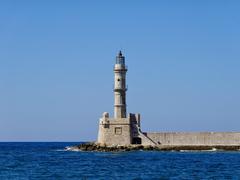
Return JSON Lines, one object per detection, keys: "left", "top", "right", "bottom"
{"left": 1, "top": 142, "right": 240, "bottom": 179}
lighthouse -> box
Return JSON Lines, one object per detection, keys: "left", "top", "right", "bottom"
{"left": 114, "top": 51, "right": 127, "bottom": 118}
{"left": 97, "top": 51, "right": 152, "bottom": 146}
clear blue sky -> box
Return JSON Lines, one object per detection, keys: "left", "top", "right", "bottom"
{"left": 1, "top": 0, "right": 240, "bottom": 141}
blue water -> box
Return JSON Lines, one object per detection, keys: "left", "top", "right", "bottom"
{"left": 1, "top": 143, "right": 240, "bottom": 179}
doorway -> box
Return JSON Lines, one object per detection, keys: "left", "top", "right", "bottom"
{"left": 132, "top": 137, "right": 142, "bottom": 144}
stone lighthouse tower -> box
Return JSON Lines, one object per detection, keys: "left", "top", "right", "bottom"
{"left": 114, "top": 51, "right": 127, "bottom": 118}
{"left": 97, "top": 51, "right": 154, "bottom": 146}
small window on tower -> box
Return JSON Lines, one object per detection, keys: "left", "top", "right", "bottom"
{"left": 115, "top": 127, "right": 122, "bottom": 135}
{"left": 117, "top": 78, "right": 120, "bottom": 81}
{"left": 104, "top": 124, "right": 109, "bottom": 128}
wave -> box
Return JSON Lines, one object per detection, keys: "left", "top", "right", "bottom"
{"left": 180, "top": 148, "right": 218, "bottom": 152}
{"left": 64, "top": 146, "right": 81, "bottom": 152}
{"left": 52, "top": 146, "right": 81, "bottom": 152}
{"left": 54, "top": 149, "right": 67, "bottom": 152}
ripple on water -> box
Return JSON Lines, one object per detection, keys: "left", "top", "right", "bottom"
{"left": 1, "top": 142, "right": 240, "bottom": 179}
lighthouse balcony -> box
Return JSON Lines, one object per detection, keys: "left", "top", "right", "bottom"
{"left": 114, "top": 104, "right": 127, "bottom": 107}
{"left": 114, "top": 65, "right": 128, "bottom": 71}
{"left": 114, "top": 87, "right": 128, "bottom": 91}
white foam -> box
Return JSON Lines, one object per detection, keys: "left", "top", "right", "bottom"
{"left": 54, "top": 149, "right": 66, "bottom": 152}
{"left": 180, "top": 148, "right": 217, "bottom": 152}
{"left": 64, "top": 146, "right": 81, "bottom": 152}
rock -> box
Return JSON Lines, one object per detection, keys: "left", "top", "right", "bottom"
{"left": 65, "top": 143, "right": 240, "bottom": 152}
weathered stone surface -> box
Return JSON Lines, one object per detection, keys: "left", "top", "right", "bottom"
{"left": 146, "top": 132, "right": 240, "bottom": 146}
{"left": 98, "top": 116, "right": 132, "bottom": 146}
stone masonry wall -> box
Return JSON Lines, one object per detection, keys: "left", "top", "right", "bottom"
{"left": 98, "top": 118, "right": 132, "bottom": 146}
{"left": 145, "top": 132, "right": 240, "bottom": 145}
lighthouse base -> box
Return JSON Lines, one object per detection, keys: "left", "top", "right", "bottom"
{"left": 97, "top": 112, "right": 154, "bottom": 146}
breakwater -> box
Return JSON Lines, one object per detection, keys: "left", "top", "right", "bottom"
{"left": 67, "top": 142, "right": 240, "bottom": 152}
{"left": 143, "top": 132, "right": 240, "bottom": 146}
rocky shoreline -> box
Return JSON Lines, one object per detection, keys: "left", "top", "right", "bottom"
{"left": 65, "top": 142, "right": 240, "bottom": 152}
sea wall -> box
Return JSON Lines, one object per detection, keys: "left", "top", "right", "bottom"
{"left": 145, "top": 132, "right": 240, "bottom": 146}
